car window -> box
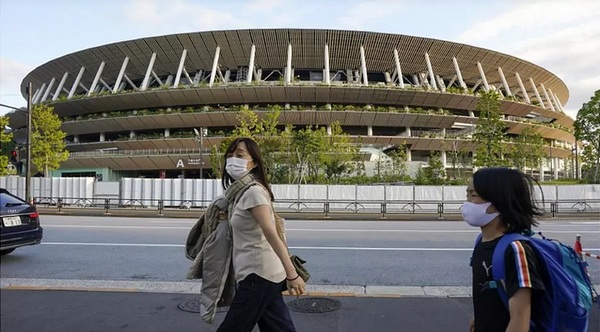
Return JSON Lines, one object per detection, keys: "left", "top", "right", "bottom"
{"left": 0, "top": 192, "right": 25, "bottom": 206}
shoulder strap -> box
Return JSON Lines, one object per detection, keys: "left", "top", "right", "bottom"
{"left": 491, "top": 233, "right": 530, "bottom": 309}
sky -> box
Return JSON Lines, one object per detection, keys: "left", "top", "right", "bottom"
{"left": 0, "top": 0, "right": 598, "bottom": 119}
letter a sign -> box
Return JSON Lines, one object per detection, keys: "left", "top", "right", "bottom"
{"left": 176, "top": 159, "right": 185, "bottom": 168}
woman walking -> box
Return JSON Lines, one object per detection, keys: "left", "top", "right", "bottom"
{"left": 218, "top": 137, "right": 305, "bottom": 332}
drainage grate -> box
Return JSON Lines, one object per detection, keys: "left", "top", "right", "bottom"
{"left": 178, "top": 298, "right": 228, "bottom": 313}
{"left": 287, "top": 297, "right": 342, "bottom": 313}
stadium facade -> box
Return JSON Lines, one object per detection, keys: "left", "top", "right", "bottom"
{"left": 9, "top": 29, "right": 575, "bottom": 181}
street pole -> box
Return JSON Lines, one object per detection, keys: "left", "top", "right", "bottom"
{"left": 26, "top": 82, "right": 32, "bottom": 203}
{"left": 200, "top": 126, "right": 204, "bottom": 208}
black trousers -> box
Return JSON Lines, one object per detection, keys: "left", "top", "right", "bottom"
{"left": 217, "top": 273, "right": 297, "bottom": 332}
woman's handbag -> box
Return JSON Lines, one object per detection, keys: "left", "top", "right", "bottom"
{"left": 274, "top": 212, "right": 311, "bottom": 282}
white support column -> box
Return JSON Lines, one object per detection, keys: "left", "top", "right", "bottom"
{"left": 224, "top": 70, "right": 231, "bottom": 83}
{"left": 99, "top": 79, "right": 112, "bottom": 91}
{"left": 113, "top": 57, "right": 129, "bottom": 92}
{"left": 549, "top": 90, "right": 563, "bottom": 112}
{"left": 436, "top": 76, "right": 446, "bottom": 92}
{"left": 406, "top": 126, "right": 412, "bottom": 137}
{"left": 539, "top": 161, "right": 545, "bottom": 182}
{"left": 164, "top": 128, "right": 170, "bottom": 138}
{"left": 73, "top": 135, "right": 79, "bottom": 143}
{"left": 324, "top": 44, "right": 330, "bottom": 84}
{"left": 33, "top": 83, "right": 47, "bottom": 103}
{"left": 367, "top": 126, "right": 373, "bottom": 136}
{"left": 447, "top": 74, "right": 457, "bottom": 88}
{"left": 52, "top": 72, "right": 69, "bottom": 101}
{"left": 425, "top": 53, "right": 437, "bottom": 90}
{"left": 497, "top": 67, "right": 512, "bottom": 96}
{"left": 140, "top": 53, "right": 157, "bottom": 91}
{"left": 41, "top": 77, "right": 56, "bottom": 102}
{"left": 68, "top": 67, "right": 85, "bottom": 99}
{"left": 87, "top": 61, "right": 105, "bottom": 96}
{"left": 284, "top": 44, "right": 292, "bottom": 85}
{"left": 99, "top": 133, "right": 105, "bottom": 142}
{"left": 452, "top": 57, "right": 467, "bottom": 89}
{"left": 209, "top": 46, "right": 221, "bottom": 87}
{"left": 441, "top": 151, "right": 447, "bottom": 169}
{"left": 248, "top": 45, "right": 256, "bottom": 83}
{"left": 129, "top": 131, "right": 135, "bottom": 139}
{"left": 164, "top": 75, "right": 173, "bottom": 86}
{"left": 151, "top": 71, "right": 163, "bottom": 86}
{"left": 529, "top": 78, "right": 545, "bottom": 108}
{"left": 182, "top": 69, "right": 193, "bottom": 85}
{"left": 406, "top": 149, "right": 412, "bottom": 162}
{"left": 123, "top": 74, "right": 138, "bottom": 90}
{"left": 476, "top": 62, "right": 489, "bottom": 91}
{"left": 540, "top": 83, "right": 555, "bottom": 112}
{"left": 393, "top": 49, "right": 404, "bottom": 88}
{"left": 514, "top": 72, "right": 530, "bottom": 103}
{"left": 360, "top": 46, "right": 368, "bottom": 86}
{"left": 31, "top": 89, "right": 41, "bottom": 103}
{"left": 173, "top": 50, "right": 187, "bottom": 87}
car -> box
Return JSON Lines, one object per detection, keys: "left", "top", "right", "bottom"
{"left": 0, "top": 188, "right": 43, "bottom": 255}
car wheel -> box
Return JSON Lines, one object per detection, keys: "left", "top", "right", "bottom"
{"left": 1, "top": 249, "right": 15, "bottom": 255}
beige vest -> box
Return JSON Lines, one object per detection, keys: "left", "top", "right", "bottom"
{"left": 230, "top": 186, "right": 286, "bottom": 283}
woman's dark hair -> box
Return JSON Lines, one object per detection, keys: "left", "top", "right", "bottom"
{"left": 221, "top": 137, "right": 274, "bottom": 201}
{"left": 473, "top": 167, "right": 544, "bottom": 233}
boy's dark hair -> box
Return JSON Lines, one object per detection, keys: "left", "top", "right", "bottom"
{"left": 222, "top": 137, "right": 275, "bottom": 201}
{"left": 473, "top": 167, "right": 544, "bottom": 233}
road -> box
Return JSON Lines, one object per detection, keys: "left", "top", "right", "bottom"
{"left": 1, "top": 216, "right": 599, "bottom": 332}
{"left": 1, "top": 216, "right": 599, "bottom": 286}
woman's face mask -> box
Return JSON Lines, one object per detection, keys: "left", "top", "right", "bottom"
{"left": 226, "top": 157, "right": 250, "bottom": 180}
{"left": 461, "top": 201, "right": 499, "bottom": 227}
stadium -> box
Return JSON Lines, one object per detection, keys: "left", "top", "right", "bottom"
{"left": 8, "top": 29, "right": 575, "bottom": 181}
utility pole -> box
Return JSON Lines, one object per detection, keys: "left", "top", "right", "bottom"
{"left": 26, "top": 82, "right": 33, "bottom": 203}
{"left": 194, "top": 127, "right": 207, "bottom": 207}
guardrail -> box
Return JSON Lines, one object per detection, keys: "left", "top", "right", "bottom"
{"left": 32, "top": 196, "right": 600, "bottom": 219}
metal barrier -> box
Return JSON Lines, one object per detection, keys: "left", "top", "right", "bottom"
{"left": 32, "top": 196, "right": 600, "bottom": 218}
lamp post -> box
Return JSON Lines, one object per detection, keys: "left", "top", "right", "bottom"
{"left": 0, "top": 82, "right": 32, "bottom": 202}
{"left": 193, "top": 127, "right": 207, "bottom": 207}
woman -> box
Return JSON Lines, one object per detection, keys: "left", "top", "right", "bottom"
{"left": 217, "top": 137, "right": 305, "bottom": 332}
{"left": 465, "top": 168, "right": 545, "bottom": 332}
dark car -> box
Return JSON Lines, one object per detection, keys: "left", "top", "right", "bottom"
{"left": 0, "top": 188, "right": 43, "bottom": 255}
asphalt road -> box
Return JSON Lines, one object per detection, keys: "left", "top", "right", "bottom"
{"left": 1, "top": 215, "right": 598, "bottom": 286}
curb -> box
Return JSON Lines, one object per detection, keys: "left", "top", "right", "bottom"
{"left": 0, "top": 278, "right": 473, "bottom": 298}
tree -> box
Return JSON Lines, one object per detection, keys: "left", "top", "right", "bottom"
{"left": 473, "top": 91, "right": 508, "bottom": 167}
{"left": 0, "top": 115, "right": 14, "bottom": 176}
{"left": 384, "top": 146, "right": 408, "bottom": 182}
{"left": 574, "top": 89, "right": 600, "bottom": 183}
{"left": 320, "top": 122, "right": 357, "bottom": 184}
{"left": 31, "top": 104, "right": 69, "bottom": 176}
{"left": 448, "top": 141, "right": 471, "bottom": 183}
{"left": 509, "top": 127, "right": 546, "bottom": 176}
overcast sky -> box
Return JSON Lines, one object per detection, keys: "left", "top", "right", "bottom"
{"left": 1, "top": 0, "right": 598, "bottom": 119}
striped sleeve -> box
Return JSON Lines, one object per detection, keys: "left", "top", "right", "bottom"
{"left": 504, "top": 240, "right": 545, "bottom": 298}
{"left": 510, "top": 241, "right": 533, "bottom": 288}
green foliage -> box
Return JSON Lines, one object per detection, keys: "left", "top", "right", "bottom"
{"left": 473, "top": 91, "right": 508, "bottom": 167}
{"left": 31, "top": 104, "right": 69, "bottom": 176}
{"left": 414, "top": 151, "right": 446, "bottom": 185}
{"left": 0, "top": 115, "right": 14, "bottom": 175}
{"left": 574, "top": 89, "right": 600, "bottom": 183}
{"left": 509, "top": 127, "right": 546, "bottom": 175}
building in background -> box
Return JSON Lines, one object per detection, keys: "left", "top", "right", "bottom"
{"left": 7, "top": 29, "right": 574, "bottom": 181}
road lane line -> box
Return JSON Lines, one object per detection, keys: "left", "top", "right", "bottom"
{"left": 39, "top": 242, "right": 600, "bottom": 251}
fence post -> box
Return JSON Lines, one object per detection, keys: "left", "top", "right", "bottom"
{"left": 57, "top": 198, "right": 63, "bottom": 212}
{"left": 437, "top": 203, "right": 444, "bottom": 219}
{"left": 104, "top": 199, "right": 110, "bottom": 213}
{"left": 158, "top": 200, "right": 164, "bottom": 215}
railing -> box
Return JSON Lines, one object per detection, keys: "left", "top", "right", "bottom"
{"left": 33, "top": 196, "right": 600, "bottom": 219}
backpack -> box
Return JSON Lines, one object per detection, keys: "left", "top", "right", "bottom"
{"left": 475, "top": 232, "right": 595, "bottom": 332}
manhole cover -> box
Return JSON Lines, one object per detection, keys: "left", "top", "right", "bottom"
{"left": 178, "top": 298, "right": 228, "bottom": 313}
{"left": 287, "top": 297, "right": 341, "bottom": 313}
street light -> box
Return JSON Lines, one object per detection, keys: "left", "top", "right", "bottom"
{"left": 0, "top": 82, "right": 32, "bottom": 202}
{"left": 193, "top": 127, "right": 207, "bottom": 208}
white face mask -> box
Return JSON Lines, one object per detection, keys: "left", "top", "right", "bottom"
{"left": 461, "top": 202, "right": 500, "bottom": 227}
{"left": 226, "top": 157, "right": 250, "bottom": 180}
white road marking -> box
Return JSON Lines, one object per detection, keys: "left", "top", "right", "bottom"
{"left": 39, "top": 242, "right": 600, "bottom": 251}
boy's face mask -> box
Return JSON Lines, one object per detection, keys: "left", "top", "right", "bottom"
{"left": 461, "top": 201, "right": 499, "bottom": 227}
